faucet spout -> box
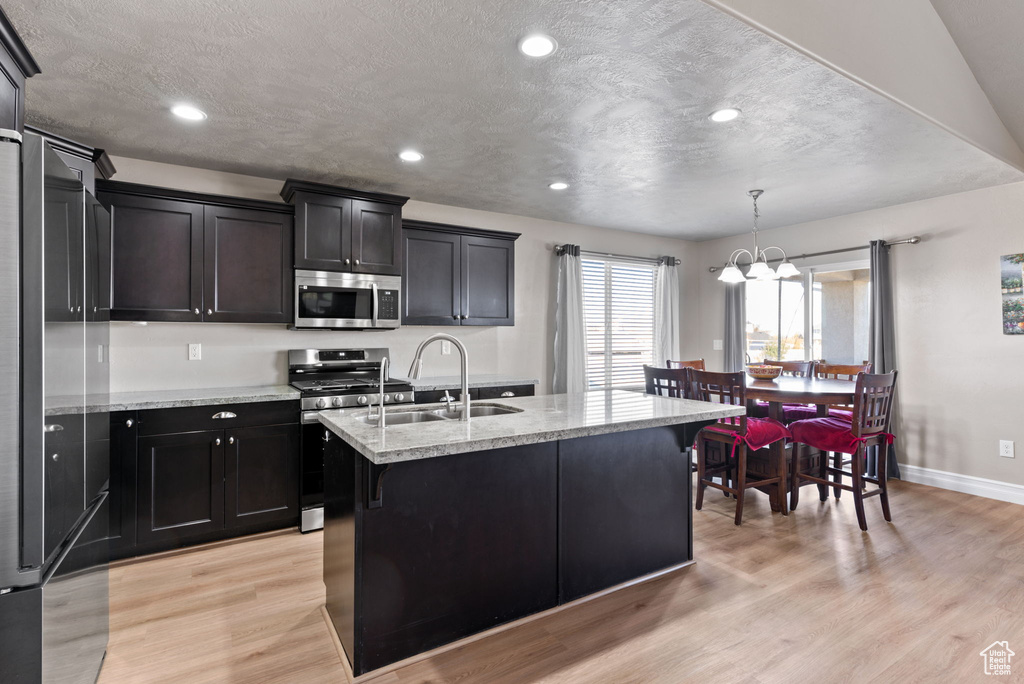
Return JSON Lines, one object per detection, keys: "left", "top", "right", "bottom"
{"left": 378, "top": 357, "right": 389, "bottom": 429}
{"left": 407, "top": 333, "right": 470, "bottom": 421}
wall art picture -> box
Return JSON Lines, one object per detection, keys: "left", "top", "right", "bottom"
{"left": 1002, "top": 253, "right": 1024, "bottom": 334}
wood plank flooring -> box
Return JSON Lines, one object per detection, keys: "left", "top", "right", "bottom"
{"left": 98, "top": 479, "right": 1024, "bottom": 683}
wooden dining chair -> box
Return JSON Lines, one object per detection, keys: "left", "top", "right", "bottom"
{"left": 692, "top": 370, "right": 791, "bottom": 525}
{"left": 813, "top": 363, "right": 873, "bottom": 496}
{"left": 667, "top": 358, "right": 705, "bottom": 371}
{"left": 750, "top": 360, "right": 816, "bottom": 422}
{"left": 789, "top": 371, "right": 898, "bottom": 531}
{"left": 643, "top": 365, "right": 691, "bottom": 399}
{"left": 764, "top": 360, "right": 815, "bottom": 377}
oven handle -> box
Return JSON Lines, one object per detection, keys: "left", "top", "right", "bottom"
{"left": 301, "top": 412, "right": 321, "bottom": 425}
{"left": 371, "top": 282, "right": 378, "bottom": 328}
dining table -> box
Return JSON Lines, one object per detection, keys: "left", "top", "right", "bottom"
{"left": 744, "top": 375, "right": 859, "bottom": 513}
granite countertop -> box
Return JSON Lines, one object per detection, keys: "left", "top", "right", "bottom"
{"left": 318, "top": 390, "right": 744, "bottom": 465}
{"left": 104, "top": 385, "right": 300, "bottom": 412}
{"left": 393, "top": 374, "right": 540, "bottom": 392}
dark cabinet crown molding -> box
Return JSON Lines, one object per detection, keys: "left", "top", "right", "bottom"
{"left": 96, "top": 179, "right": 292, "bottom": 214}
{"left": 402, "top": 218, "right": 520, "bottom": 242}
{"left": 0, "top": 7, "right": 40, "bottom": 77}
{"left": 25, "top": 124, "right": 117, "bottom": 179}
{"left": 280, "top": 178, "right": 409, "bottom": 207}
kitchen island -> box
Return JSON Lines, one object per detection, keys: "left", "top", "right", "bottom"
{"left": 318, "top": 390, "right": 743, "bottom": 677}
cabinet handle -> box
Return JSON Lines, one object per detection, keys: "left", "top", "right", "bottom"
{"left": 125, "top": 419, "right": 134, "bottom": 428}
{"left": 215, "top": 438, "right": 221, "bottom": 446}
{"left": 51, "top": 453, "right": 59, "bottom": 462}
{"left": 354, "top": 259, "right": 360, "bottom": 266}
{"left": 460, "top": 314, "right": 467, "bottom": 320}
{"left": 452, "top": 314, "right": 459, "bottom": 320}
{"left": 228, "top": 436, "right": 235, "bottom": 445}
{"left": 344, "top": 258, "right": 351, "bottom": 265}
{"left": 500, "top": 391, "right": 515, "bottom": 397}
{"left": 323, "top": 430, "right": 330, "bottom": 442}
{"left": 212, "top": 411, "right": 237, "bottom": 420}
{"left": 43, "top": 424, "right": 64, "bottom": 433}
{"left": 207, "top": 309, "right": 213, "bottom": 316}
{"left": 194, "top": 308, "right": 200, "bottom": 315}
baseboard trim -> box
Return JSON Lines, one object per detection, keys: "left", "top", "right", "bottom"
{"left": 899, "top": 464, "right": 1024, "bottom": 505}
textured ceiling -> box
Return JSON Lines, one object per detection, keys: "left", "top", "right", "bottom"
{"left": 930, "top": 0, "right": 1024, "bottom": 154}
{"left": 6, "top": 0, "right": 1021, "bottom": 240}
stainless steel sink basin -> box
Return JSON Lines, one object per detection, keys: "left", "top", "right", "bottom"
{"left": 429, "top": 404, "right": 523, "bottom": 419}
{"left": 356, "top": 410, "right": 448, "bottom": 426}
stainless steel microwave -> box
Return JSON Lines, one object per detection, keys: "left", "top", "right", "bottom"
{"left": 293, "top": 270, "right": 401, "bottom": 329}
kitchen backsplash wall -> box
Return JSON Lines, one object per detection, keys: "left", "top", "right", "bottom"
{"left": 107, "top": 156, "right": 702, "bottom": 394}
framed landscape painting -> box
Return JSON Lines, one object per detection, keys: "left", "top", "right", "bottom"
{"left": 1002, "top": 253, "right": 1024, "bottom": 334}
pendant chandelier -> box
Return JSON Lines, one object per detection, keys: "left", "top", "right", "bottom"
{"left": 717, "top": 190, "right": 800, "bottom": 283}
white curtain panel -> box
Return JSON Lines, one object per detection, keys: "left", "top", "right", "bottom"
{"left": 653, "top": 258, "right": 680, "bottom": 367}
{"left": 553, "top": 248, "right": 587, "bottom": 394}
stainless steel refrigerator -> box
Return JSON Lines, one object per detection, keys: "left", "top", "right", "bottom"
{"left": 0, "top": 129, "right": 110, "bottom": 683}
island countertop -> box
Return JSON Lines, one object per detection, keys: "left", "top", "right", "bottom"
{"left": 317, "top": 389, "right": 744, "bottom": 465}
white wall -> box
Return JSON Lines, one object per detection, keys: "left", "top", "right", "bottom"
{"left": 697, "top": 181, "right": 1024, "bottom": 486}
{"left": 107, "top": 156, "right": 701, "bottom": 394}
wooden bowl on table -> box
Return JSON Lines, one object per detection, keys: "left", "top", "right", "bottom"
{"left": 746, "top": 364, "right": 783, "bottom": 381}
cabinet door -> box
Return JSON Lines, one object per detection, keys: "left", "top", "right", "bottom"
{"left": 293, "top": 190, "right": 351, "bottom": 271}
{"left": 108, "top": 412, "right": 138, "bottom": 558}
{"left": 402, "top": 229, "right": 461, "bottom": 325}
{"left": 104, "top": 193, "right": 204, "bottom": 322}
{"left": 203, "top": 206, "right": 293, "bottom": 323}
{"left": 137, "top": 430, "right": 225, "bottom": 545}
{"left": 224, "top": 424, "right": 299, "bottom": 529}
{"left": 461, "top": 235, "right": 515, "bottom": 326}
{"left": 350, "top": 200, "right": 401, "bottom": 275}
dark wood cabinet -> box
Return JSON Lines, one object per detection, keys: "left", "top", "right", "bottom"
{"left": 98, "top": 181, "right": 295, "bottom": 324}
{"left": 204, "top": 205, "right": 293, "bottom": 323}
{"left": 224, "top": 423, "right": 300, "bottom": 528}
{"left": 413, "top": 384, "right": 535, "bottom": 404}
{"left": 281, "top": 179, "right": 408, "bottom": 276}
{"left": 137, "top": 429, "right": 226, "bottom": 546}
{"left": 25, "top": 126, "right": 115, "bottom": 195}
{"left": 0, "top": 8, "right": 39, "bottom": 133}
{"left": 402, "top": 220, "right": 518, "bottom": 326}
{"left": 108, "top": 411, "right": 139, "bottom": 557}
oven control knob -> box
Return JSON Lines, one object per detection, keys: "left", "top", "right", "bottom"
{"left": 383, "top": 394, "right": 391, "bottom": 403}
{"left": 394, "top": 393, "right": 405, "bottom": 402}
{"left": 357, "top": 396, "right": 369, "bottom": 405}
{"left": 315, "top": 398, "right": 328, "bottom": 409}
{"left": 332, "top": 397, "right": 344, "bottom": 407}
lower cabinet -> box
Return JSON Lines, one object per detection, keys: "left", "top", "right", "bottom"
{"left": 111, "top": 401, "right": 300, "bottom": 559}
{"left": 413, "top": 383, "right": 535, "bottom": 405}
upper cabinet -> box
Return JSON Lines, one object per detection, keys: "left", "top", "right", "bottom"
{"left": 25, "top": 126, "right": 116, "bottom": 195}
{"left": 281, "top": 179, "right": 408, "bottom": 276}
{"left": 0, "top": 7, "right": 39, "bottom": 133}
{"left": 97, "top": 181, "right": 293, "bottom": 324}
{"left": 402, "top": 220, "right": 518, "bottom": 327}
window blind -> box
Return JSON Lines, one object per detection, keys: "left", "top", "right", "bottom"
{"left": 582, "top": 257, "right": 657, "bottom": 389}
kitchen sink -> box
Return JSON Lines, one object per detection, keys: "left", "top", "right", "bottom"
{"left": 429, "top": 404, "right": 523, "bottom": 419}
{"left": 356, "top": 410, "right": 448, "bottom": 426}
{"left": 356, "top": 403, "right": 522, "bottom": 427}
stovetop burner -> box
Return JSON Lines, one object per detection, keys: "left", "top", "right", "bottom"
{"left": 290, "top": 377, "right": 410, "bottom": 393}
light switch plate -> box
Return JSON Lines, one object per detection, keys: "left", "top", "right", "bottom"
{"left": 712, "top": 339, "right": 724, "bottom": 351}
{"left": 188, "top": 344, "right": 202, "bottom": 361}
{"left": 1000, "top": 440, "right": 1014, "bottom": 458}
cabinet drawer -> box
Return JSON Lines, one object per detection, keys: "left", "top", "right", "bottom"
{"left": 138, "top": 401, "right": 299, "bottom": 436}
{"left": 477, "top": 384, "right": 535, "bottom": 400}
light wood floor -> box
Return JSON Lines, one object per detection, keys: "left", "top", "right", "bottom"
{"left": 98, "top": 479, "right": 1024, "bottom": 683}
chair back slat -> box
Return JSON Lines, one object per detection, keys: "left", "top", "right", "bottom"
{"left": 667, "top": 358, "right": 705, "bottom": 371}
{"left": 690, "top": 369, "right": 747, "bottom": 434}
{"left": 644, "top": 365, "right": 691, "bottom": 399}
{"left": 815, "top": 363, "right": 872, "bottom": 380}
{"left": 852, "top": 371, "right": 898, "bottom": 438}
{"left": 763, "top": 359, "right": 814, "bottom": 377}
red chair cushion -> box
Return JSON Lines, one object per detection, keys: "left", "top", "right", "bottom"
{"left": 703, "top": 417, "right": 791, "bottom": 458}
{"left": 789, "top": 417, "right": 894, "bottom": 455}
{"left": 829, "top": 408, "right": 853, "bottom": 421}
{"left": 782, "top": 404, "right": 818, "bottom": 423}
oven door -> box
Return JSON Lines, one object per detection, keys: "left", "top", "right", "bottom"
{"left": 293, "top": 270, "right": 400, "bottom": 329}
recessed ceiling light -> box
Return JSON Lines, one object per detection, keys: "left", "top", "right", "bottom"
{"left": 709, "top": 108, "right": 741, "bottom": 123}
{"left": 171, "top": 104, "right": 207, "bottom": 121}
{"left": 549, "top": 182, "right": 569, "bottom": 190}
{"left": 399, "top": 150, "right": 424, "bottom": 162}
{"left": 519, "top": 34, "right": 557, "bottom": 58}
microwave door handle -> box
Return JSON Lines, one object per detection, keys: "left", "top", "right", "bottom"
{"left": 371, "top": 282, "right": 378, "bottom": 328}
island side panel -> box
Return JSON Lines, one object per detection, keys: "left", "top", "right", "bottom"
{"left": 558, "top": 425, "right": 694, "bottom": 603}
{"left": 323, "top": 434, "right": 357, "bottom": 664}
{"left": 354, "top": 443, "right": 558, "bottom": 676}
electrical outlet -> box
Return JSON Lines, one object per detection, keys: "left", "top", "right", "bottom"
{"left": 1000, "top": 440, "right": 1015, "bottom": 458}
{"left": 712, "top": 339, "right": 724, "bottom": 351}
{"left": 441, "top": 340, "right": 451, "bottom": 355}
{"left": 188, "top": 344, "right": 202, "bottom": 361}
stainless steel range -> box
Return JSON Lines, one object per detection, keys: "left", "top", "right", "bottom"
{"left": 289, "top": 348, "right": 414, "bottom": 532}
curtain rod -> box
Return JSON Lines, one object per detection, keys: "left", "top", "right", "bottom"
{"left": 554, "top": 244, "right": 680, "bottom": 266}
{"left": 706, "top": 236, "right": 920, "bottom": 273}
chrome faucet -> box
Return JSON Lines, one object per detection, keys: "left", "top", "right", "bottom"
{"left": 408, "top": 333, "right": 470, "bottom": 421}
{"left": 442, "top": 390, "right": 456, "bottom": 412}
{"left": 376, "top": 356, "right": 389, "bottom": 429}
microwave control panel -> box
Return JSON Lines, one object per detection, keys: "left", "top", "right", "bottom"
{"left": 378, "top": 289, "right": 399, "bottom": 320}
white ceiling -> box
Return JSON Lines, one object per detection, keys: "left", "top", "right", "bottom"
{"left": 930, "top": 0, "right": 1024, "bottom": 155}
{"left": 6, "top": 0, "right": 1021, "bottom": 240}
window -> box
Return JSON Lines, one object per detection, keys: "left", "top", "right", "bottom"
{"left": 582, "top": 257, "right": 656, "bottom": 389}
{"left": 745, "top": 264, "right": 870, "bottom": 364}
